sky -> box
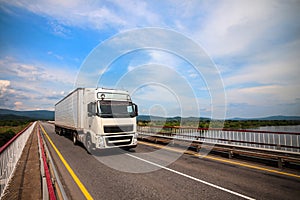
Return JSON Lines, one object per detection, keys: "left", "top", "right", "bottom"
{"left": 0, "top": 0, "right": 299, "bottom": 118}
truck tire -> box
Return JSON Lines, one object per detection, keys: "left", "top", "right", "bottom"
{"left": 72, "top": 132, "right": 78, "bottom": 145}
{"left": 86, "top": 135, "right": 94, "bottom": 154}
{"left": 121, "top": 145, "right": 137, "bottom": 151}
{"left": 121, "top": 147, "right": 131, "bottom": 151}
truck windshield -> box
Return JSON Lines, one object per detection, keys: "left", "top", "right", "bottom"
{"left": 97, "top": 101, "right": 136, "bottom": 118}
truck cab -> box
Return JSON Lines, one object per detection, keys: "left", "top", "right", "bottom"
{"left": 83, "top": 89, "right": 138, "bottom": 153}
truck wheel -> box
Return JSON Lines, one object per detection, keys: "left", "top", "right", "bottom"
{"left": 121, "top": 146, "right": 136, "bottom": 151}
{"left": 86, "top": 135, "right": 94, "bottom": 154}
{"left": 121, "top": 147, "right": 130, "bottom": 151}
{"left": 57, "top": 129, "right": 62, "bottom": 136}
{"left": 72, "top": 132, "right": 78, "bottom": 145}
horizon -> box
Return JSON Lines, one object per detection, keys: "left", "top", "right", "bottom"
{"left": 1, "top": 108, "right": 300, "bottom": 120}
{"left": 0, "top": 1, "right": 299, "bottom": 118}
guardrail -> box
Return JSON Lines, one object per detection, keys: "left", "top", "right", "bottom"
{"left": 0, "top": 122, "right": 36, "bottom": 198}
{"left": 137, "top": 126, "right": 300, "bottom": 152}
{"left": 137, "top": 126, "right": 300, "bottom": 168}
{"left": 37, "top": 123, "right": 68, "bottom": 200}
{"left": 38, "top": 126, "right": 56, "bottom": 200}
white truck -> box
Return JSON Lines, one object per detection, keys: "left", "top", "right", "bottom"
{"left": 54, "top": 88, "right": 138, "bottom": 153}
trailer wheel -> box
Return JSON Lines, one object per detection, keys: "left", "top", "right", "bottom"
{"left": 86, "top": 135, "right": 94, "bottom": 154}
{"left": 72, "top": 132, "right": 78, "bottom": 145}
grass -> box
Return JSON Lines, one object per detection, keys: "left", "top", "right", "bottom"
{"left": 0, "top": 122, "right": 31, "bottom": 148}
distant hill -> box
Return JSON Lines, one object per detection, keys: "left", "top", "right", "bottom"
{"left": 230, "top": 116, "right": 300, "bottom": 121}
{"left": 258, "top": 116, "right": 300, "bottom": 120}
{"left": 0, "top": 109, "right": 54, "bottom": 120}
{"left": 137, "top": 115, "right": 210, "bottom": 121}
{"left": 138, "top": 115, "right": 300, "bottom": 121}
{"left": 0, "top": 114, "right": 33, "bottom": 120}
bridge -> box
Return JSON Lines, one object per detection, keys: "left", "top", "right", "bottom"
{"left": 1, "top": 122, "right": 300, "bottom": 199}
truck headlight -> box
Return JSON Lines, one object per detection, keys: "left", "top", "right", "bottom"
{"left": 133, "top": 133, "right": 138, "bottom": 144}
{"left": 98, "top": 136, "right": 105, "bottom": 148}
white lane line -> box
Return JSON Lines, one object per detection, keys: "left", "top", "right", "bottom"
{"left": 126, "top": 153, "right": 255, "bottom": 200}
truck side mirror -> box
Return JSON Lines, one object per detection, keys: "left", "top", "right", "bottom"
{"left": 133, "top": 103, "right": 138, "bottom": 116}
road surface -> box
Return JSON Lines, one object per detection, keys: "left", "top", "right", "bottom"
{"left": 40, "top": 122, "right": 300, "bottom": 200}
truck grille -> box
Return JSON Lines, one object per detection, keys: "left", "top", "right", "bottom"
{"left": 104, "top": 125, "right": 133, "bottom": 133}
{"left": 105, "top": 135, "right": 133, "bottom": 147}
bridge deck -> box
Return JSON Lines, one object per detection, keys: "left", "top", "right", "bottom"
{"left": 1, "top": 122, "right": 300, "bottom": 199}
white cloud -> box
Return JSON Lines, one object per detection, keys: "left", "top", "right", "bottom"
{"left": 0, "top": 80, "right": 11, "bottom": 97}
{"left": 0, "top": 57, "right": 75, "bottom": 84}
{"left": 227, "top": 85, "right": 300, "bottom": 106}
{"left": 0, "top": 57, "right": 75, "bottom": 110}
{"left": 113, "top": 0, "right": 161, "bottom": 27}
{"left": 116, "top": 63, "right": 209, "bottom": 117}
{"left": 222, "top": 37, "right": 300, "bottom": 109}
{"left": 1, "top": 0, "right": 161, "bottom": 32}
{"left": 127, "top": 65, "right": 135, "bottom": 72}
{"left": 0, "top": 80, "right": 16, "bottom": 97}
{"left": 14, "top": 101, "right": 23, "bottom": 109}
{"left": 0, "top": 79, "right": 18, "bottom": 109}
{"left": 194, "top": 1, "right": 300, "bottom": 57}
{"left": 148, "top": 51, "right": 183, "bottom": 67}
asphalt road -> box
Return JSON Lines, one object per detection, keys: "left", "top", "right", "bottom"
{"left": 41, "top": 122, "right": 300, "bottom": 200}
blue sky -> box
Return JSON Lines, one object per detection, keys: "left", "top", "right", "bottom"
{"left": 0, "top": 0, "right": 299, "bottom": 118}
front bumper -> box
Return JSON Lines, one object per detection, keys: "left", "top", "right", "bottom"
{"left": 95, "top": 133, "right": 138, "bottom": 149}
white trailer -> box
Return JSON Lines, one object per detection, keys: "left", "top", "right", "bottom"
{"left": 55, "top": 88, "right": 138, "bottom": 153}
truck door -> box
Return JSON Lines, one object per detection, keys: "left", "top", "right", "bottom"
{"left": 87, "top": 102, "right": 96, "bottom": 129}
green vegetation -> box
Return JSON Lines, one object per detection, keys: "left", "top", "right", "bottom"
{"left": 0, "top": 119, "right": 33, "bottom": 147}
{"left": 0, "top": 110, "right": 53, "bottom": 148}
{"left": 138, "top": 119, "right": 300, "bottom": 130}
{"left": 223, "top": 120, "right": 300, "bottom": 129}
{"left": 138, "top": 119, "right": 196, "bottom": 127}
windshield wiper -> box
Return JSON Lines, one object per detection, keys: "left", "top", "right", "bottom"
{"left": 98, "top": 113, "right": 133, "bottom": 118}
{"left": 98, "top": 113, "right": 113, "bottom": 118}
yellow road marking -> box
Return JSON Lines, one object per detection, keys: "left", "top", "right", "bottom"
{"left": 138, "top": 141, "right": 300, "bottom": 179}
{"left": 40, "top": 124, "right": 93, "bottom": 200}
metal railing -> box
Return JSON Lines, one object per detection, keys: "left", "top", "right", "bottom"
{"left": 37, "top": 124, "right": 68, "bottom": 200}
{"left": 137, "top": 126, "right": 300, "bottom": 153}
{"left": 0, "top": 122, "right": 36, "bottom": 198}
